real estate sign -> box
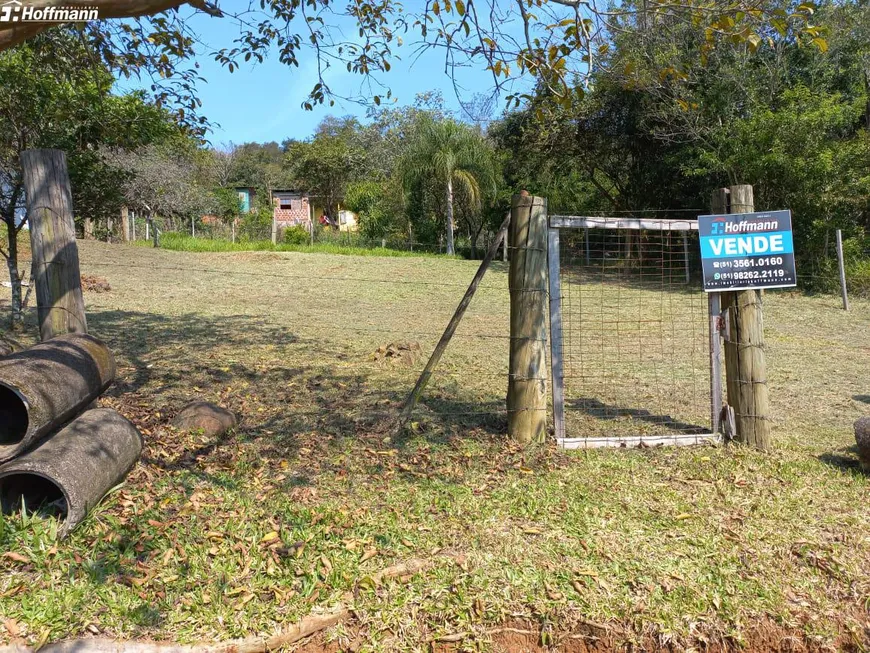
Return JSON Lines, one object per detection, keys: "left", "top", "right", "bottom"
{"left": 698, "top": 210, "right": 797, "bottom": 292}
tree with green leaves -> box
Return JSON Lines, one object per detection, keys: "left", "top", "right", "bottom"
{"left": 0, "top": 0, "right": 825, "bottom": 135}
{"left": 401, "top": 119, "right": 498, "bottom": 255}
{"left": 491, "top": 0, "right": 868, "bottom": 279}
{"left": 284, "top": 118, "right": 367, "bottom": 220}
{"left": 0, "top": 28, "right": 176, "bottom": 327}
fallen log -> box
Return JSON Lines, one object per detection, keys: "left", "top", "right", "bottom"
{"left": 0, "top": 333, "right": 115, "bottom": 462}
{"left": 0, "top": 408, "right": 142, "bottom": 536}
{"left": 0, "top": 558, "right": 432, "bottom": 653}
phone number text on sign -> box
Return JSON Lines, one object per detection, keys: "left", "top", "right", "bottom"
{"left": 698, "top": 209, "right": 797, "bottom": 292}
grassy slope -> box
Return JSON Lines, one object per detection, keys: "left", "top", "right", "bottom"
{"left": 0, "top": 241, "right": 867, "bottom": 650}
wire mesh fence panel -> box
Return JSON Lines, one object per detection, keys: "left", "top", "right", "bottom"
{"left": 551, "top": 217, "right": 715, "bottom": 446}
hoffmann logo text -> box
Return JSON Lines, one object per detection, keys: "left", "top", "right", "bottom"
{"left": 0, "top": 1, "right": 99, "bottom": 22}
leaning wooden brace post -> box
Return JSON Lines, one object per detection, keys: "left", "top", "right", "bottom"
{"left": 20, "top": 149, "right": 87, "bottom": 341}
{"left": 716, "top": 185, "right": 772, "bottom": 450}
{"left": 399, "top": 212, "right": 511, "bottom": 423}
{"left": 507, "top": 193, "right": 548, "bottom": 443}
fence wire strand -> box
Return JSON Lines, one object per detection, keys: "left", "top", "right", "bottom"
{"left": 12, "top": 248, "right": 534, "bottom": 428}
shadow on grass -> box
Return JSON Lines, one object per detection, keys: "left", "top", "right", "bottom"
{"left": 89, "top": 310, "right": 299, "bottom": 396}
{"left": 566, "top": 396, "right": 709, "bottom": 434}
{"left": 818, "top": 446, "right": 867, "bottom": 477}
{"left": 84, "top": 308, "right": 507, "bottom": 477}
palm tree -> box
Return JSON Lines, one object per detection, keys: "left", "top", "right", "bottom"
{"left": 402, "top": 119, "right": 496, "bottom": 255}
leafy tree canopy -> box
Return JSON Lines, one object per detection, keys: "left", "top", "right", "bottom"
{"left": 0, "top": 0, "right": 827, "bottom": 135}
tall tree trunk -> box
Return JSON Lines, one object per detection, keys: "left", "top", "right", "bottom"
{"left": 5, "top": 222, "right": 23, "bottom": 330}
{"left": 471, "top": 217, "right": 487, "bottom": 260}
{"left": 2, "top": 182, "right": 24, "bottom": 329}
{"left": 446, "top": 176, "right": 455, "bottom": 256}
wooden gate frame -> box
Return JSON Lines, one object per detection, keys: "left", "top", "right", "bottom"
{"left": 547, "top": 215, "right": 723, "bottom": 449}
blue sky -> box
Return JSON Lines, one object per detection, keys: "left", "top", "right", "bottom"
{"left": 173, "top": 7, "right": 515, "bottom": 145}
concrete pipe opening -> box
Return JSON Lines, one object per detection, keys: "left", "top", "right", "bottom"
{"left": 0, "top": 472, "right": 67, "bottom": 517}
{"left": 0, "top": 333, "right": 115, "bottom": 463}
{"left": 0, "top": 408, "right": 141, "bottom": 535}
{"left": 0, "top": 384, "right": 28, "bottom": 446}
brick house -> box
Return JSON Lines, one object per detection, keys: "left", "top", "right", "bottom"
{"left": 271, "top": 190, "right": 312, "bottom": 229}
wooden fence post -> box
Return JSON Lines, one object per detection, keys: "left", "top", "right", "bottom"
{"left": 20, "top": 149, "right": 88, "bottom": 341}
{"left": 507, "top": 193, "right": 548, "bottom": 443}
{"left": 120, "top": 206, "right": 130, "bottom": 242}
{"left": 712, "top": 184, "right": 772, "bottom": 450}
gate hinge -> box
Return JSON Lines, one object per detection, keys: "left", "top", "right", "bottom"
{"left": 715, "top": 309, "right": 731, "bottom": 341}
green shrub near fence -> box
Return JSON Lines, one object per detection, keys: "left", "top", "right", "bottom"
{"left": 810, "top": 257, "right": 870, "bottom": 297}
{"left": 283, "top": 226, "right": 309, "bottom": 245}
{"left": 801, "top": 235, "right": 870, "bottom": 298}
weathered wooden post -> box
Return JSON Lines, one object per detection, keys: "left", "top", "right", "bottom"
{"left": 120, "top": 206, "right": 130, "bottom": 242}
{"left": 712, "top": 185, "right": 772, "bottom": 450}
{"left": 507, "top": 193, "right": 548, "bottom": 443}
{"left": 20, "top": 149, "right": 88, "bottom": 341}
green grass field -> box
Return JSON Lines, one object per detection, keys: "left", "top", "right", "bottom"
{"left": 0, "top": 241, "right": 867, "bottom": 651}
{"left": 137, "top": 232, "right": 461, "bottom": 259}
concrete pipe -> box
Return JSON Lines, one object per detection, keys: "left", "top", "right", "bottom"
{"left": 0, "top": 333, "right": 115, "bottom": 462}
{"left": 0, "top": 408, "right": 142, "bottom": 536}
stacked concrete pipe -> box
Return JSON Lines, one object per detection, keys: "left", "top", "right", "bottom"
{"left": 0, "top": 333, "right": 142, "bottom": 535}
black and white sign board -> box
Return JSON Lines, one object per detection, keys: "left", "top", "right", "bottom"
{"left": 698, "top": 210, "right": 797, "bottom": 292}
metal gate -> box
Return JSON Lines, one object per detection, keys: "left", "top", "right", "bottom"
{"left": 547, "top": 215, "right": 722, "bottom": 448}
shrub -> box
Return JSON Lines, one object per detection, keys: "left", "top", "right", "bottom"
{"left": 238, "top": 209, "right": 273, "bottom": 241}
{"left": 283, "top": 226, "right": 309, "bottom": 245}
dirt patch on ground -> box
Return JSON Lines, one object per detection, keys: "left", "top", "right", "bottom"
{"left": 81, "top": 274, "right": 111, "bottom": 292}
{"left": 287, "top": 616, "right": 869, "bottom": 652}
{"left": 371, "top": 341, "right": 422, "bottom": 366}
